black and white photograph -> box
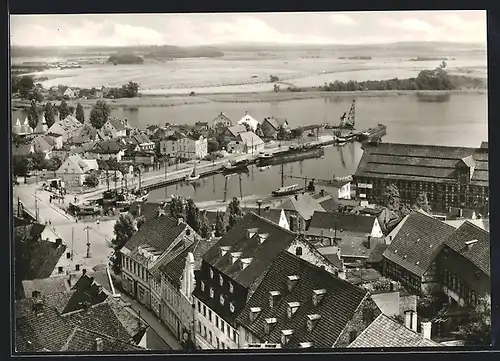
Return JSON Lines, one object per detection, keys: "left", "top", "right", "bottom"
{"left": 10, "top": 10, "right": 491, "bottom": 353}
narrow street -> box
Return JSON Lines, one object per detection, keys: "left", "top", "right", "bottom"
{"left": 118, "top": 290, "right": 182, "bottom": 350}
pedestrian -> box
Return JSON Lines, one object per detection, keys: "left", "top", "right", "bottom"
{"left": 48, "top": 219, "right": 51, "bottom": 225}
{"left": 97, "top": 219, "right": 100, "bottom": 226}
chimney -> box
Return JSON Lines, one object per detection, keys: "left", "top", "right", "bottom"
{"left": 421, "top": 321, "right": 432, "bottom": 340}
{"left": 249, "top": 307, "right": 261, "bottom": 323}
{"left": 177, "top": 217, "right": 184, "bottom": 225}
{"left": 95, "top": 337, "right": 103, "bottom": 351}
{"left": 404, "top": 311, "right": 412, "bottom": 329}
{"left": 137, "top": 204, "right": 142, "bottom": 216}
{"left": 55, "top": 238, "right": 62, "bottom": 247}
{"left": 320, "top": 189, "right": 325, "bottom": 197}
{"left": 294, "top": 194, "right": 298, "bottom": 201}
{"left": 258, "top": 233, "right": 269, "bottom": 244}
{"left": 286, "top": 275, "right": 299, "bottom": 292}
{"left": 230, "top": 252, "right": 242, "bottom": 264}
{"left": 465, "top": 239, "right": 479, "bottom": 250}
{"left": 269, "top": 290, "right": 281, "bottom": 308}
{"left": 312, "top": 289, "right": 327, "bottom": 306}
{"left": 82, "top": 269, "right": 87, "bottom": 276}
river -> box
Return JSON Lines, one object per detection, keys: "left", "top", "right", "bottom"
{"left": 12, "top": 92, "right": 488, "bottom": 203}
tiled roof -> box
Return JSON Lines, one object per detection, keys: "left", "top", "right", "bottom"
{"left": 263, "top": 117, "right": 288, "bottom": 131}
{"left": 213, "top": 112, "right": 232, "bottom": 124}
{"left": 192, "top": 239, "right": 218, "bottom": 271}
{"left": 202, "top": 212, "right": 299, "bottom": 288}
{"left": 382, "top": 211, "right": 456, "bottom": 276}
{"left": 159, "top": 244, "right": 195, "bottom": 287}
{"left": 236, "top": 250, "right": 369, "bottom": 348}
{"left": 443, "top": 221, "right": 490, "bottom": 276}
{"left": 123, "top": 215, "right": 188, "bottom": 253}
{"left": 63, "top": 327, "right": 144, "bottom": 352}
{"left": 107, "top": 118, "right": 126, "bottom": 131}
{"left": 323, "top": 253, "right": 344, "bottom": 270}
{"left": 345, "top": 268, "right": 382, "bottom": 285}
{"left": 91, "top": 140, "right": 123, "bottom": 154}
{"left": 43, "top": 135, "right": 57, "bottom": 147}
{"left": 278, "top": 193, "right": 325, "bottom": 221}
{"left": 15, "top": 237, "right": 66, "bottom": 280}
{"left": 242, "top": 207, "right": 283, "bottom": 227}
{"left": 132, "top": 133, "right": 152, "bottom": 144}
{"left": 318, "top": 198, "right": 340, "bottom": 212}
{"left": 22, "top": 277, "right": 71, "bottom": 299}
{"left": 238, "top": 131, "right": 265, "bottom": 147}
{"left": 227, "top": 125, "right": 247, "bottom": 137}
{"left": 444, "top": 219, "right": 489, "bottom": 232}
{"left": 366, "top": 244, "right": 388, "bottom": 264}
{"left": 348, "top": 314, "right": 440, "bottom": 348}
{"left": 355, "top": 142, "right": 488, "bottom": 187}
{"left": 308, "top": 211, "right": 376, "bottom": 234}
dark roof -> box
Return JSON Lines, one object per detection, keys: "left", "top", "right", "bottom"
{"left": 202, "top": 212, "right": 299, "bottom": 288}
{"left": 323, "top": 253, "right": 344, "bottom": 270}
{"left": 263, "top": 117, "right": 288, "bottom": 131}
{"left": 355, "top": 142, "right": 489, "bottom": 187}
{"left": 159, "top": 244, "right": 195, "bottom": 287}
{"left": 63, "top": 327, "right": 144, "bottom": 352}
{"left": 22, "top": 277, "right": 71, "bottom": 299}
{"left": 107, "top": 118, "right": 126, "bottom": 131}
{"left": 123, "top": 215, "right": 188, "bottom": 253}
{"left": 192, "top": 239, "right": 218, "bottom": 271}
{"left": 443, "top": 221, "right": 490, "bottom": 276}
{"left": 91, "top": 140, "right": 122, "bottom": 154}
{"left": 382, "top": 211, "right": 456, "bottom": 276}
{"left": 308, "top": 211, "right": 377, "bottom": 234}
{"left": 131, "top": 133, "right": 152, "bottom": 144}
{"left": 319, "top": 198, "right": 341, "bottom": 212}
{"left": 147, "top": 124, "right": 159, "bottom": 131}
{"left": 242, "top": 207, "right": 284, "bottom": 227}
{"left": 226, "top": 125, "right": 247, "bottom": 137}
{"left": 15, "top": 236, "right": 67, "bottom": 280}
{"left": 348, "top": 314, "right": 440, "bottom": 348}
{"left": 345, "top": 268, "right": 382, "bottom": 285}
{"left": 480, "top": 141, "right": 488, "bottom": 149}
{"left": 235, "top": 251, "right": 369, "bottom": 348}
{"left": 366, "top": 244, "right": 388, "bottom": 264}
{"left": 278, "top": 194, "right": 325, "bottom": 221}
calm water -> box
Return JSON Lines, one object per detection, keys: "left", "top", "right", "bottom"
{"left": 12, "top": 93, "right": 488, "bottom": 202}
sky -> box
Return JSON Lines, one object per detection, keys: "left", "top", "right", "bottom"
{"left": 10, "top": 11, "right": 487, "bottom": 47}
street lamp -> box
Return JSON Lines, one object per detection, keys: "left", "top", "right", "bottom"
{"left": 256, "top": 199, "right": 263, "bottom": 216}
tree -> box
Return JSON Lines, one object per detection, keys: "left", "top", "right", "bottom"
{"left": 457, "top": 297, "right": 491, "bottom": 345}
{"left": 28, "top": 89, "right": 44, "bottom": 103}
{"left": 89, "top": 100, "right": 111, "bottom": 129}
{"left": 136, "top": 215, "right": 146, "bottom": 230}
{"left": 370, "top": 277, "right": 401, "bottom": 292}
{"left": 273, "top": 84, "right": 280, "bottom": 92}
{"left": 112, "top": 213, "right": 136, "bottom": 274}
{"left": 440, "top": 60, "right": 447, "bottom": 69}
{"left": 290, "top": 128, "right": 303, "bottom": 138}
{"left": 69, "top": 105, "right": 75, "bottom": 116}
{"left": 214, "top": 211, "right": 226, "bottom": 237}
{"left": 412, "top": 192, "right": 432, "bottom": 213}
{"left": 17, "top": 75, "right": 35, "bottom": 99}
{"left": 84, "top": 173, "right": 99, "bottom": 187}
{"left": 27, "top": 100, "right": 39, "bottom": 130}
{"left": 227, "top": 197, "right": 243, "bottom": 231}
{"left": 30, "top": 152, "right": 47, "bottom": 171}
{"left": 126, "top": 81, "right": 140, "bottom": 97}
{"left": 383, "top": 184, "right": 401, "bottom": 213}
{"left": 185, "top": 198, "right": 201, "bottom": 232}
{"left": 168, "top": 196, "right": 184, "bottom": 219}
{"left": 199, "top": 211, "right": 211, "bottom": 239}
{"left": 58, "top": 100, "right": 71, "bottom": 120}
{"left": 75, "top": 103, "right": 85, "bottom": 123}
{"left": 255, "top": 123, "right": 264, "bottom": 138}
{"left": 12, "top": 155, "right": 30, "bottom": 176}
{"left": 270, "top": 75, "right": 279, "bottom": 83}
{"left": 46, "top": 156, "right": 62, "bottom": 171}
{"left": 207, "top": 139, "right": 220, "bottom": 153}
{"left": 44, "top": 101, "right": 56, "bottom": 128}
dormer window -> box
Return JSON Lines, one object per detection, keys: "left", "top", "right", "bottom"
{"left": 249, "top": 307, "right": 261, "bottom": 323}
{"left": 220, "top": 295, "right": 225, "bottom": 305}
{"left": 230, "top": 302, "right": 235, "bottom": 313}
{"left": 230, "top": 252, "right": 242, "bottom": 264}
{"left": 299, "top": 342, "right": 313, "bottom": 348}
{"left": 209, "top": 269, "right": 214, "bottom": 279}
{"left": 287, "top": 302, "right": 300, "bottom": 318}
{"left": 240, "top": 258, "right": 253, "bottom": 270}
{"left": 312, "top": 289, "right": 326, "bottom": 306}
{"left": 201, "top": 281, "right": 205, "bottom": 292}
{"left": 258, "top": 233, "right": 269, "bottom": 244}
{"left": 229, "top": 283, "right": 234, "bottom": 293}
{"left": 269, "top": 291, "right": 281, "bottom": 308}
{"left": 264, "top": 317, "right": 277, "bottom": 334}
{"left": 209, "top": 288, "right": 214, "bottom": 298}
{"left": 246, "top": 228, "right": 259, "bottom": 239}
{"left": 287, "top": 275, "right": 299, "bottom": 292}
{"left": 307, "top": 314, "right": 321, "bottom": 331}
{"left": 219, "top": 275, "right": 224, "bottom": 286}
{"left": 220, "top": 246, "right": 231, "bottom": 257}
{"left": 281, "top": 329, "right": 293, "bottom": 346}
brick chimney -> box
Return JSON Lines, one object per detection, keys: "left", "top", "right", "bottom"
{"left": 95, "top": 337, "right": 103, "bottom": 351}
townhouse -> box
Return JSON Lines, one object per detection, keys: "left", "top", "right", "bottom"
{"left": 55, "top": 155, "right": 99, "bottom": 188}
{"left": 260, "top": 116, "right": 289, "bottom": 139}
{"left": 46, "top": 115, "right": 82, "bottom": 142}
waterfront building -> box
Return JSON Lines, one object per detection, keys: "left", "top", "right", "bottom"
{"left": 31, "top": 135, "right": 53, "bottom": 159}
{"left": 120, "top": 216, "right": 198, "bottom": 309}
{"left": 212, "top": 112, "right": 233, "bottom": 130}
{"left": 159, "top": 133, "right": 208, "bottom": 160}
{"left": 236, "top": 250, "right": 381, "bottom": 349}
{"left": 192, "top": 212, "right": 341, "bottom": 349}
{"left": 381, "top": 211, "right": 456, "bottom": 295}
{"left": 216, "top": 125, "right": 247, "bottom": 147}
{"left": 354, "top": 142, "right": 489, "bottom": 213}
{"left": 55, "top": 155, "right": 99, "bottom": 188}
{"left": 235, "top": 131, "right": 265, "bottom": 155}
{"left": 260, "top": 117, "right": 289, "bottom": 139}
{"left": 128, "top": 133, "right": 155, "bottom": 152}
{"left": 241, "top": 207, "right": 290, "bottom": 230}
{"left": 238, "top": 112, "right": 259, "bottom": 132}
{"left": 277, "top": 193, "right": 326, "bottom": 233}
{"left": 85, "top": 139, "right": 126, "bottom": 161}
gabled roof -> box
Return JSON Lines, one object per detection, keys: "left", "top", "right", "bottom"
{"left": 202, "top": 212, "right": 299, "bottom": 288}
{"left": 32, "top": 136, "right": 53, "bottom": 153}
{"left": 123, "top": 215, "right": 189, "bottom": 254}
{"left": 355, "top": 142, "right": 488, "bottom": 187}
{"left": 236, "top": 250, "right": 369, "bottom": 348}
{"left": 241, "top": 207, "right": 284, "bottom": 227}
{"left": 62, "top": 327, "right": 144, "bottom": 352}
{"left": 382, "top": 211, "right": 456, "bottom": 276}
{"left": 308, "top": 211, "right": 377, "bottom": 234}
{"left": 106, "top": 118, "right": 126, "bottom": 131}
{"left": 262, "top": 117, "right": 288, "bottom": 131}
{"left": 443, "top": 221, "right": 490, "bottom": 276}
{"left": 213, "top": 112, "right": 232, "bottom": 124}
{"left": 159, "top": 244, "right": 196, "bottom": 287}
{"left": 278, "top": 193, "right": 325, "bottom": 221}
{"left": 15, "top": 236, "right": 66, "bottom": 280}
{"left": 22, "top": 277, "right": 71, "bottom": 299}
{"left": 226, "top": 125, "right": 247, "bottom": 137}
{"left": 131, "top": 133, "right": 152, "bottom": 145}
{"left": 238, "top": 113, "right": 260, "bottom": 130}
{"left": 348, "top": 314, "right": 440, "bottom": 348}
{"left": 238, "top": 131, "right": 265, "bottom": 147}
{"left": 43, "top": 135, "right": 57, "bottom": 147}
{"left": 91, "top": 140, "right": 122, "bottom": 154}
{"left": 319, "top": 198, "right": 340, "bottom": 212}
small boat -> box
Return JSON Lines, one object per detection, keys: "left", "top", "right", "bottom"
{"left": 258, "top": 152, "right": 273, "bottom": 159}
{"left": 221, "top": 159, "right": 250, "bottom": 173}
{"left": 307, "top": 132, "right": 316, "bottom": 137}
{"left": 186, "top": 163, "right": 200, "bottom": 182}
{"left": 337, "top": 137, "right": 347, "bottom": 144}
{"left": 272, "top": 184, "right": 303, "bottom": 197}
{"left": 259, "top": 165, "right": 271, "bottom": 171}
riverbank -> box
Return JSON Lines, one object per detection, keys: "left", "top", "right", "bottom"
{"left": 11, "top": 89, "right": 487, "bottom": 111}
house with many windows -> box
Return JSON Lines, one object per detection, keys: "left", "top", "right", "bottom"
{"left": 192, "top": 212, "right": 341, "bottom": 349}
{"left": 381, "top": 211, "right": 456, "bottom": 295}
{"left": 159, "top": 133, "right": 208, "bottom": 160}
{"left": 236, "top": 250, "right": 382, "bottom": 349}
{"left": 120, "top": 216, "right": 198, "bottom": 309}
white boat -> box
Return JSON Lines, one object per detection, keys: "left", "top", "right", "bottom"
{"left": 186, "top": 163, "right": 200, "bottom": 182}
{"left": 259, "top": 165, "right": 271, "bottom": 171}
{"left": 258, "top": 152, "right": 273, "bottom": 159}
{"left": 337, "top": 137, "right": 347, "bottom": 145}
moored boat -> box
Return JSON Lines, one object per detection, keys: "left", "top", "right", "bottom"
{"left": 186, "top": 163, "right": 200, "bottom": 182}
{"left": 258, "top": 152, "right": 273, "bottom": 159}
{"left": 272, "top": 184, "right": 304, "bottom": 197}
{"left": 221, "top": 159, "right": 250, "bottom": 173}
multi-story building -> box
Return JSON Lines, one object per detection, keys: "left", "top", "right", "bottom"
{"left": 381, "top": 211, "right": 457, "bottom": 295}
{"left": 260, "top": 116, "right": 289, "bottom": 139}
{"left": 212, "top": 112, "right": 233, "bottom": 130}
{"left": 236, "top": 250, "right": 382, "bottom": 348}
{"left": 192, "top": 212, "right": 342, "bottom": 349}
{"left": 120, "top": 216, "right": 198, "bottom": 309}
{"left": 159, "top": 133, "right": 208, "bottom": 160}
{"left": 102, "top": 118, "right": 127, "bottom": 138}
{"left": 46, "top": 115, "right": 83, "bottom": 142}
{"left": 354, "top": 142, "right": 489, "bottom": 213}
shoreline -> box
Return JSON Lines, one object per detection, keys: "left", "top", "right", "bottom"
{"left": 11, "top": 89, "right": 486, "bottom": 110}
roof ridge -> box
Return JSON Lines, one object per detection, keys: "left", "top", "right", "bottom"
{"left": 60, "top": 326, "right": 79, "bottom": 351}
{"left": 247, "top": 211, "right": 298, "bottom": 236}
{"left": 365, "top": 142, "right": 480, "bottom": 151}
{"left": 412, "top": 210, "right": 456, "bottom": 231}
{"left": 459, "top": 220, "right": 490, "bottom": 235}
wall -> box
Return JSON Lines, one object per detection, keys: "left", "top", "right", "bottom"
{"left": 237, "top": 325, "right": 262, "bottom": 348}
{"left": 371, "top": 291, "right": 400, "bottom": 317}
{"left": 286, "top": 239, "right": 341, "bottom": 278}
{"left": 370, "top": 219, "right": 384, "bottom": 238}
{"left": 421, "top": 261, "right": 441, "bottom": 296}
{"left": 160, "top": 276, "right": 182, "bottom": 339}
{"left": 333, "top": 295, "right": 382, "bottom": 348}
{"left": 121, "top": 253, "right": 151, "bottom": 307}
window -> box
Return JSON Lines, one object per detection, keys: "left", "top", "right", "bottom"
{"left": 221, "top": 321, "right": 225, "bottom": 333}
{"left": 363, "top": 309, "right": 374, "bottom": 324}
{"left": 229, "top": 283, "right": 234, "bottom": 293}
{"left": 203, "top": 305, "right": 207, "bottom": 318}
{"left": 230, "top": 302, "right": 235, "bottom": 313}
{"left": 210, "top": 268, "right": 214, "bottom": 279}
{"left": 245, "top": 332, "right": 249, "bottom": 342}
{"left": 203, "top": 326, "right": 207, "bottom": 338}
{"left": 295, "top": 246, "right": 303, "bottom": 256}
{"left": 201, "top": 281, "right": 205, "bottom": 292}
{"left": 349, "top": 331, "right": 358, "bottom": 343}
{"left": 220, "top": 295, "right": 225, "bottom": 305}
{"left": 209, "top": 288, "right": 214, "bottom": 298}
{"left": 219, "top": 275, "right": 224, "bottom": 286}
{"left": 197, "top": 321, "right": 201, "bottom": 333}
{"left": 66, "top": 252, "right": 71, "bottom": 259}
{"left": 231, "top": 329, "right": 236, "bottom": 342}
{"left": 209, "top": 331, "right": 213, "bottom": 343}
{"left": 197, "top": 300, "right": 201, "bottom": 313}
{"left": 58, "top": 266, "right": 63, "bottom": 274}
{"left": 75, "top": 264, "right": 80, "bottom": 271}
{"left": 216, "top": 316, "right": 219, "bottom": 329}
{"left": 208, "top": 310, "right": 212, "bottom": 322}
{"left": 216, "top": 337, "right": 220, "bottom": 349}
